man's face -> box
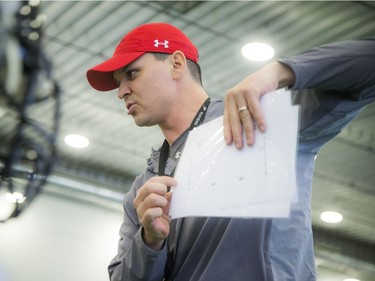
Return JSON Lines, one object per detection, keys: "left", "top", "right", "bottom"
{"left": 113, "top": 53, "right": 178, "bottom": 127}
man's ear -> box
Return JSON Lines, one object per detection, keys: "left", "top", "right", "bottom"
{"left": 170, "top": 50, "right": 187, "bottom": 80}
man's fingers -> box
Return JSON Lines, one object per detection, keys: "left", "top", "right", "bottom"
{"left": 136, "top": 177, "right": 176, "bottom": 198}
{"left": 145, "top": 193, "right": 168, "bottom": 208}
{"left": 134, "top": 176, "right": 177, "bottom": 219}
{"left": 247, "top": 95, "right": 266, "bottom": 133}
{"left": 224, "top": 90, "right": 249, "bottom": 149}
{"left": 239, "top": 108, "right": 255, "bottom": 146}
{"left": 144, "top": 206, "right": 163, "bottom": 221}
{"left": 225, "top": 86, "right": 268, "bottom": 149}
{"left": 224, "top": 93, "right": 239, "bottom": 145}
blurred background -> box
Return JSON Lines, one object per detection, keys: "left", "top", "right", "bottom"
{"left": 0, "top": 1, "right": 374, "bottom": 281}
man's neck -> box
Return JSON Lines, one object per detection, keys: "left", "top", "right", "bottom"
{"left": 161, "top": 91, "right": 209, "bottom": 145}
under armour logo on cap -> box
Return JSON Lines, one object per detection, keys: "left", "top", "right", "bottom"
{"left": 154, "top": 39, "right": 169, "bottom": 48}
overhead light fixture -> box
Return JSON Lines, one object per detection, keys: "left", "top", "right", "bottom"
{"left": 320, "top": 211, "right": 343, "bottom": 223}
{"left": 28, "top": 0, "right": 41, "bottom": 7}
{"left": 241, "top": 42, "right": 275, "bottom": 62}
{"left": 5, "top": 191, "right": 26, "bottom": 203}
{"left": 64, "top": 134, "right": 89, "bottom": 148}
{"left": 0, "top": 0, "right": 60, "bottom": 222}
{"left": 19, "top": 5, "right": 31, "bottom": 15}
{"left": 0, "top": 189, "right": 17, "bottom": 222}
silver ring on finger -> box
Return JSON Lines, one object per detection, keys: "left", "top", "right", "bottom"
{"left": 238, "top": 106, "right": 249, "bottom": 113}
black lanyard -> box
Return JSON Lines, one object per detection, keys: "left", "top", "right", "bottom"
{"left": 160, "top": 99, "right": 211, "bottom": 281}
{"left": 158, "top": 97, "right": 211, "bottom": 177}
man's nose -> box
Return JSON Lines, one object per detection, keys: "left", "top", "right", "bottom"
{"left": 117, "top": 81, "right": 131, "bottom": 99}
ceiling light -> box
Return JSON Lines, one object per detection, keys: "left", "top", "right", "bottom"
{"left": 64, "top": 134, "right": 89, "bottom": 148}
{"left": 241, "top": 42, "right": 275, "bottom": 62}
{"left": 5, "top": 192, "right": 26, "bottom": 204}
{"left": 29, "top": 0, "right": 40, "bottom": 7}
{"left": 0, "top": 195, "right": 16, "bottom": 222}
{"left": 320, "top": 211, "right": 343, "bottom": 223}
{"left": 28, "top": 31, "right": 40, "bottom": 41}
{"left": 19, "top": 5, "right": 31, "bottom": 15}
{"left": 343, "top": 279, "right": 360, "bottom": 281}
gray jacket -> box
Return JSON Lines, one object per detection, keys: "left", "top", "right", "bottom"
{"left": 109, "top": 39, "right": 375, "bottom": 281}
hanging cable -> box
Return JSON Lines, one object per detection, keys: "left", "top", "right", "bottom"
{"left": 0, "top": 1, "right": 61, "bottom": 222}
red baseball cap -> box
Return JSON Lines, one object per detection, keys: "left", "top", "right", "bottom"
{"left": 86, "top": 22, "right": 199, "bottom": 91}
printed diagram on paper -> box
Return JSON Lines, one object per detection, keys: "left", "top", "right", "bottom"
{"left": 170, "top": 88, "right": 299, "bottom": 219}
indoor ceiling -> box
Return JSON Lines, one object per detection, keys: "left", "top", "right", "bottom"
{"left": 0, "top": 1, "right": 374, "bottom": 281}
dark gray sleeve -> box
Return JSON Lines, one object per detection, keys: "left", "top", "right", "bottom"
{"left": 279, "top": 38, "right": 375, "bottom": 98}
{"left": 278, "top": 39, "right": 375, "bottom": 152}
{"left": 108, "top": 173, "right": 168, "bottom": 281}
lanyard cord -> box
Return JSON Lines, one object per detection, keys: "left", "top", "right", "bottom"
{"left": 158, "top": 97, "right": 211, "bottom": 177}
{"left": 160, "top": 97, "right": 211, "bottom": 281}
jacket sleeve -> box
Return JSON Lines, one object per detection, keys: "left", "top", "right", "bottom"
{"left": 278, "top": 38, "right": 375, "bottom": 152}
{"left": 108, "top": 172, "right": 168, "bottom": 281}
{"left": 279, "top": 38, "right": 375, "bottom": 98}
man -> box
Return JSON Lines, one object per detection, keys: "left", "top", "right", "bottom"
{"left": 87, "top": 22, "right": 375, "bottom": 281}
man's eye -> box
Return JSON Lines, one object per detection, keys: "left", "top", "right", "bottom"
{"left": 126, "top": 70, "right": 137, "bottom": 80}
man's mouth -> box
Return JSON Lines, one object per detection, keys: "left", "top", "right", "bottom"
{"left": 126, "top": 102, "right": 136, "bottom": 114}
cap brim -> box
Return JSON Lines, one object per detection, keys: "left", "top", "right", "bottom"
{"left": 86, "top": 52, "right": 145, "bottom": 91}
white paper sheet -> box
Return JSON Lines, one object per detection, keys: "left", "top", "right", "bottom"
{"left": 170, "top": 88, "right": 299, "bottom": 219}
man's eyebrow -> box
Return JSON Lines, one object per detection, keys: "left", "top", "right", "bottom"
{"left": 118, "top": 66, "right": 129, "bottom": 74}
{"left": 122, "top": 60, "right": 139, "bottom": 73}
{"left": 114, "top": 65, "right": 130, "bottom": 80}
{"left": 113, "top": 68, "right": 124, "bottom": 82}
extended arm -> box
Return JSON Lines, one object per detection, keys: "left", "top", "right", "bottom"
{"left": 282, "top": 39, "right": 375, "bottom": 93}
{"left": 224, "top": 38, "right": 375, "bottom": 148}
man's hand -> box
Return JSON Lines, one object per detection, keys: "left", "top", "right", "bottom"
{"left": 134, "top": 176, "right": 177, "bottom": 251}
{"left": 224, "top": 62, "right": 295, "bottom": 149}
